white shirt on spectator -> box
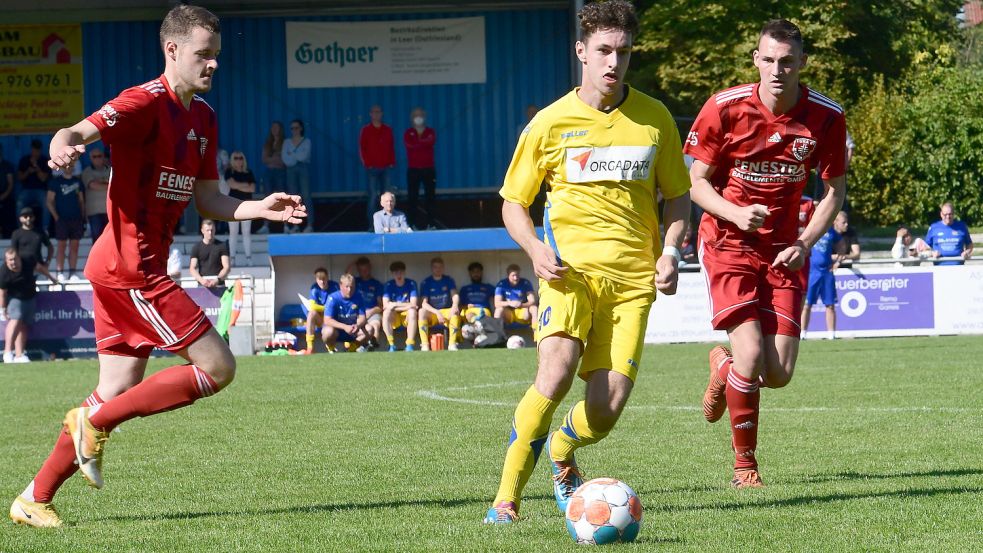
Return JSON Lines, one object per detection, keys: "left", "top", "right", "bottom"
{"left": 373, "top": 209, "right": 410, "bottom": 234}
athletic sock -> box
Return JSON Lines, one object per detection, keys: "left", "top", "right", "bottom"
{"left": 493, "top": 386, "right": 559, "bottom": 508}
{"left": 449, "top": 314, "right": 462, "bottom": 345}
{"left": 716, "top": 354, "right": 733, "bottom": 384}
{"left": 28, "top": 391, "right": 103, "bottom": 503}
{"left": 386, "top": 334, "right": 395, "bottom": 346}
{"left": 726, "top": 371, "right": 760, "bottom": 470}
{"left": 88, "top": 365, "right": 217, "bottom": 432}
{"left": 548, "top": 400, "right": 610, "bottom": 462}
{"left": 419, "top": 321, "right": 429, "bottom": 346}
{"left": 305, "top": 333, "right": 314, "bottom": 351}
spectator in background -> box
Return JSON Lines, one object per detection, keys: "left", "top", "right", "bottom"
{"left": 303, "top": 266, "right": 340, "bottom": 354}
{"left": 845, "top": 131, "right": 855, "bottom": 170}
{"left": 418, "top": 257, "right": 461, "bottom": 351}
{"left": 189, "top": 219, "right": 229, "bottom": 291}
{"left": 801, "top": 223, "right": 846, "bottom": 340}
{"left": 46, "top": 161, "right": 85, "bottom": 282}
{"left": 679, "top": 226, "right": 698, "bottom": 266}
{"left": 1, "top": 249, "right": 36, "bottom": 363}
{"left": 225, "top": 151, "right": 256, "bottom": 265}
{"left": 460, "top": 261, "right": 495, "bottom": 323}
{"left": 382, "top": 260, "right": 418, "bottom": 352}
{"left": 404, "top": 107, "right": 437, "bottom": 229}
{"left": 926, "top": 202, "right": 973, "bottom": 265}
{"left": 352, "top": 256, "right": 384, "bottom": 349}
{"left": 359, "top": 105, "right": 395, "bottom": 228}
{"left": 322, "top": 273, "right": 370, "bottom": 353}
{"left": 17, "top": 139, "right": 52, "bottom": 232}
{"left": 10, "top": 207, "right": 55, "bottom": 283}
{"left": 373, "top": 191, "right": 410, "bottom": 234}
{"left": 259, "top": 121, "right": 287, "bottom": 234}
{"left": 0, "top": 145, "right": 15, "bottom": 238}
{"left": 517, "top": 104, "right": 538, "bottom": 138}
{"left": 167, "top": 248, "right": 182, "bottom": 281}
{"left": 82, "top": 147, "right": 110, "bottom": 242}
{"left": 832, "top": 210, "right": 860, "bottom": 265}
{"left": 494, "top": 264, "right": 538, "bottom": 334}
{"left": 891, "top": 226, "right": 931, "bottom": 262}
{"left": 282, "top": 118, "right": 313, "bottom": 233}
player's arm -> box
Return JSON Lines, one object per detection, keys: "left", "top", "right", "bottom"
{"left": 689, "top": 160, "right": 770, "bottom": 232}
{"left": 522, "top": 290, "right": 537, "bottom": 309}
{"left": 776, "top": 175, "right": 846, "bottom": 270}
{"left": 189, "top": 257, "right": 205, "bottom": 284}
{"left": 656, "top": 192, "right": 691, "bottom": 295}
{"left": 48, "top": 120, "right": 101, "bottom": 171}
{"left": 962, "top": 230, "right": 974, "bottom": 259}
{"left": 45, "top": 190, "right": 58, "bottom": 221}
{"left": 503, "top": 201, "right": 565, "bottom": 281}
{"left": 218, "top": 251, "right": 230, "bottom": 280}
{"left": 450, "top": 289, "right": 460, "bottom": 313}
{"left": 494, "top": 293, "right": 506, "bottom": 310}
{"left": 194, "top": 179, "right": 306, "bottom": 225}
{"left": 77, "top": 188, "right": 85, "bottom": 220}
{"left": 0, "top": 287, "right": 6, "bottom": 317}
{"left": 832, "top": 236, "right": 847, "bottom": 269}
{"left": 845, "top": 237, "right": 861, "bottom": 261}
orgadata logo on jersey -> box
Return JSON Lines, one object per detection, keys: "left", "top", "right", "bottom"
{"left": 565, "top": 146, "right": 655, "bottom": 183}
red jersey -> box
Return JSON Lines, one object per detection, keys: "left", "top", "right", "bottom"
{"left": 403, "top": 126, "right": 436, "bottom": 169}
{"left": 358, "top": 123, "right": 395, "bottom": 168}
{"left": 84, "top": 75, "right": 218, "bottom": 287}
{"left": 798, "top": 195, "right": 816, "bottom": 235}
{"left": 685, "top": 83, "right": 846, "bottom": 252}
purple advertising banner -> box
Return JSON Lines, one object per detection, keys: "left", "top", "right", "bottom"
{"left": 0, "top": 287, "right": 223, "bottom": 358}
{"left": 808, "top": 271, "right": 934, "bottom": 331}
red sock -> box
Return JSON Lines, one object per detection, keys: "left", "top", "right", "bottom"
{"left": 88, "top": 365, "right": 217, "bottom": 432}
{"left": 31, "top": 391, "right": 103, "bottom": 503}
{"left": 726, "top": 371, "right": 760, "bottom": 470}
{"left": 716, "top": 355, "right": 732, "bottom": 383}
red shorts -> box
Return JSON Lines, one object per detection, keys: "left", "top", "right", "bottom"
{"left": 699, "top": 240, "right": 803, "bottom": 337}
{"left": 92, "top": 275, "right": 212, "bottom": 358}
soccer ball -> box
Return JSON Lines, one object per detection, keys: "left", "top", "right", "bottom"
{"left": 565, "top": 478, "right": 642, "bottom": 545}
{"left": 506, "top": 335, "right": 526, "bottom": 349}
{"left": 461, "top": 323, "right": 476, "bottom": 341}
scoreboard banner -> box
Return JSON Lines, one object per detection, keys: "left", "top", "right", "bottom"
{"left": 285, "top": 17, "right": 486, "bottom": 89}
{"left": 0, "top": 24, "right": 85, "bottom": 135}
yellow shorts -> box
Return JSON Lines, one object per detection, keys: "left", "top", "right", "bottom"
{"left": 537, "top": 269, "right": 654, "bottom": 382}
{"left": 463, "top": 307, "right": 492, "bottom": 322}
{"left": 504, "top": 307, "right": 534, "bottom": 325}
{"left": 389, "top": 311, "right": 411, "bottom": 329}
{"left": 421, "top": 308, "right": 460, "bottom": 326}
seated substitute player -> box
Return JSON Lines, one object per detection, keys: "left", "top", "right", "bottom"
{"left": 382, "top": 260, "right": 419, "bottom": 352}
{"left": 10, "top": 5, "right": 306, "bottom": 528}
{"left": 352, "top": 256, "right": 384, "bottom": 348}
{"left": 459, "top": 261, "right": 495, "bottom": 322}
{"left": 418, "top": 256, "right": 461, "bottom": 351}
{"left": 494, "top": 264, "right": 538, "bottom": 331}
{"left": 322, "top": 273, "right": 369, "bottom": 353}
{"left": 304, "top": 267, "right": 340, "bottom": 353}
{"left": 800, "top": 224, "right": 845, "bottom": 340}
{"left": 484, "top": 0, "right": 691, "bottom": 524}
{"left": 686, "top": 19, "right": 847, "bottom": 488}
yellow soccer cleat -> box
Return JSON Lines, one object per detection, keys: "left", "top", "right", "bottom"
{"left": 10, "top": 496, "right": 63, "bottom": 528}
{"left": 64, "top": 407, "right": 110, "bottom": 489}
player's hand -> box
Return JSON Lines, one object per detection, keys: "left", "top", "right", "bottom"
{"left": 436, "top": 312, "right": 445, "bottom": 324}
{"left": 962, "top": 249, "right": 973, "bottom": 260}
{"left": 932, "top": 250, "right": 941, "bottom": 258}
{"left": 529, "top": 240, "right": 567, "bottom": 281}
{"left": 731, "top": 204, "right": 771, "bottom": 232}
{"left": 348, "top": 324, "right": 358, "bottom": 334}
{"left": 773, "top": 241, "right": 808, "bottom": 271}
{"left": 655, "top": 255, "right": 679, "bottom": 295}
{"left": 48, "top": 144, "right": 85, "bottom": 172}
{"left": 258, "top": 192, "right": 307, "bottom": 225}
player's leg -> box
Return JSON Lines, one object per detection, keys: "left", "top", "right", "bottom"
{"left": 825, "top": 306, "right": 836, "bottom": 339}
{"left": 447, "top": 309, "right": 462, "bottom": 350}
{"left": 405, "top": 308, "right": 418, "bottom": 350}
{"left": 724, "top": 320, "right": 765, "bottom": 487}
{"left": 822, "top": 271, "right": 837, "bottom": 339}
{"left": 800, "top": 271, "right": 822, "bottom": 338}
{"left": 55, "top": 238, "right": 66, "bottom": 275}
{"left": 305, "top": 310, "right": 322, "bottom": 353}
{"left": 228, "top": 220, "right": 239, "bottom": 259}
{"left": 321, "top": 325, "right": 338, "bottom": 351}
{"left": 418, "top": 310, "right": 433, "bottom": 351}
{"left": 382, "top": 307, "right": 397, "bottom": 350}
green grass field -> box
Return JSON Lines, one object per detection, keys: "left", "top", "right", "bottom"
{"left": 2, "top": 336, "right": 982, "bottom": 552}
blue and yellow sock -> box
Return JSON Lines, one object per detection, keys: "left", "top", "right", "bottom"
{"left": 549, "top": 401, "right": 609, "bottom": 462}
{"left": 419, "top": 322, "right": 429, "bottom": 346}
{"left": 493, "top": 386, "right": 560, "bottom": 508}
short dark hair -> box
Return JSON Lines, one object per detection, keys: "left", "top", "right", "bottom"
{"left": 390, "top": 261, "right": 406, "bottom": 272}
{"left": 759, "top": 19, "right": 804, "bottom": 52}
{"left": 578, "top": 0, "right": 639, "bottom": 42}
{"left": 430, "top": 257, "right": 444, "bottom": 266}
{"left": 355, "top": 256, "right": 371, "bottom": 267}
{"left": 506, "top": 264, "right": 521, "bottom": 274}
{"left": 468, "top": 261, "right": 483, "bottom": 272}
{"left": 30, "top": 139, "right": 42, "bottom": 149}
{"left": 160, "top": 4, "right": 220, "bottom": 49}
{"left": 290, "top": 119, "right": 305, "bottom": 137}
{"left": 313, "top": 267, "right": 328, "bottom": 276}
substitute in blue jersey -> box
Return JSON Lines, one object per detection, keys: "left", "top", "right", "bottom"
{"left": 418, "top": 257, "right": 462, "bottom": 350}
{"left": 321, "top": 274, "right": 369, "bottom": 352}
{"left": 382, "top": 260, "right": 419, "bottom": 351}
{"left": 925, "top": 202, "right": 973, "bottom": 266}
{"left": 460, "top": 261, "right": 495, "bottom": 322}
{"left": 801, "top": 228, "right": 845, "bottom": 339}
{"left": 304, "top": 267, "right": 340, "bottom": 353}
{"left": 494, "top": 264, "right": 537, "bottom": 327}
{"left": 353, "top": 256, "right": 385, "bottom": 347}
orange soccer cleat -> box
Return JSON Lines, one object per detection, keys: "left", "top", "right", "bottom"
{"left": 731, "top": 468, "right": 764, "bottom": 489}
{"left": 703, "top": 345, "right": 731, "bottom": 423}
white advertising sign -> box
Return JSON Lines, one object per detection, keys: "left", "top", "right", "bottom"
{"left": 286, "top": 18, "right": 486, "bottom": 88}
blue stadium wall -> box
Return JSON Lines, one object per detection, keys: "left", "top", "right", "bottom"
{"left": 0, "top": 9, "right": 570, "bottom": 197}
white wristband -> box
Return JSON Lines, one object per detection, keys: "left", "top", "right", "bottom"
{"left": 662, "top": 246, "right": 682, "bottom": 262}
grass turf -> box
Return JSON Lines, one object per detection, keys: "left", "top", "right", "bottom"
{"left": 1, "top": 336, "right": 981, "bottom": 552}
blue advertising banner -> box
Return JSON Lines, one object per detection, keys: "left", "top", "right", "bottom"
{"left": 807, "top": 270, "right": 934, "bottom": 332}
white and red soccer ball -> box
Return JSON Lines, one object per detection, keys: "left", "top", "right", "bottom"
{"left": 564, "top": 478, "right": 643, "bottom": 545}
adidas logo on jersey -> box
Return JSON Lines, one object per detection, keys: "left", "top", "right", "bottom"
{"left": 187, "top": 129, "right": 197, "bottom": 141}
{"left": 767, "top": 132, "right": 782, "bottom": 143}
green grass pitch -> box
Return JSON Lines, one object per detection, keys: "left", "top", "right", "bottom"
{"left": 2, "top": 336, "right": 981, "bottom": 552}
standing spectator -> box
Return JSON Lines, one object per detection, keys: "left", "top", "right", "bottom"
{"left": 190, "top": 219, "right": 230, "bottom": 290}
{"left": 225, "top": 151, "right": 256, "bottom": 264}
{"left": 800, "top": 225, "right": 846, "bottom": 340}
{"left": 845, "top": 131, "right": 856, "bottom": 170}
{"left": 352, "top": 256, "right": 384, "bottom": 348}
{"left": 282, "top": 119, "right": 313, "bottom": 233}
{"left": 926, "top": 202, "right": 973, "bottom": 265}
{"left": 10, "top": 207, "right": 56, "bottom": 282}
{"left": 260, "top": 121, "right": 287, "bottom": 234}
{"left": 0, "top": 145, "right": 15, "bottom": 238}
{"left": 17, "top": 139, "right": 52, "bottom": 232}
{"left": 373, "top": 191, "right": 410, "bottom": 234}
{"left": 832, "top": 210, "right": 860, "bottom": 265}
{"left": 359, "top": 105, "right": 395, "bottom": 228}
{"left": 46, "top": 162, "right": 85, "bottom": 282}
{"left": 891, "top": 226, "right": 930, "bottom": 261}
{"left": 0, "top": 249, "right": 36, "bottom": 363}
{"left": 81, "top": 147, "right": 110, "bottom": 242}
{"left": 404, "top": 107, "right": 437, "bottom": 229}
{"left": 494, "top": 264, "right": 538, "bottom": 332}
{"left": 679, "top": 225, "right": 698, "bottom": 266}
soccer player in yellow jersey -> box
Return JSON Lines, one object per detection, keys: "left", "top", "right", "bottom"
{"left": 483, "top": 0, "right": 691, "bottom": 524}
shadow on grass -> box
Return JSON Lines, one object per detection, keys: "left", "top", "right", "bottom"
{"left": 796, "top": 467, "right": 983, "bottom": 484}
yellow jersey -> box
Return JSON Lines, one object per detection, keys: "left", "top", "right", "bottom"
{"left": 500, "top": 87, "right": 691, "bottom": 290}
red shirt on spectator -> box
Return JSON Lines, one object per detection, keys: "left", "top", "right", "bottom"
{"left": 404, "top": 127, "right": 436, "bottom": 169}
{"left": 359, "top": 123, "right": 395, "bottom": 169}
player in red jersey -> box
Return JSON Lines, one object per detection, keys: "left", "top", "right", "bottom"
{"left": 684, "top": 19, "right": 846, "bottom": 488}
{"left": 10, "top": 5, "right": 306, "bottom": 528}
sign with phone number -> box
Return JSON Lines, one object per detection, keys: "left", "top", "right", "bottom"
{"left": 0, "top": 24, "right": 85, "bottom": 135}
